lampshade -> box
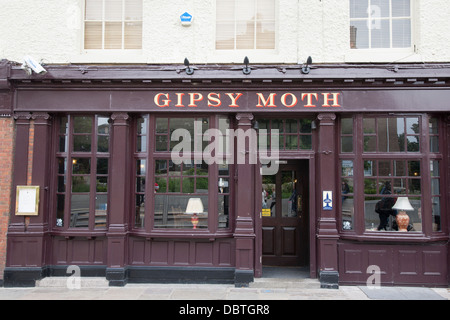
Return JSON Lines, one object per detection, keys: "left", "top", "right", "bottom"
{"left": 392, "top": 197, "right": 414, "bottom": 211}
{"left": 185, "top": 198, "right": 204, "bottom": 215}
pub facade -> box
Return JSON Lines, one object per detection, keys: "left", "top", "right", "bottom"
{"left": 0, "top": 60, "right": 449, "bottom": 287}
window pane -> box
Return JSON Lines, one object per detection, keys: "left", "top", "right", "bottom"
{"left": 342, "top": 196, "right": 354, "bottom": 230}
{"left": 135, "top": 194, "right": 145, "bottom": 228}
{"left": 394, "top": 160, "right": 406, "bottom": 176}
{"left": 364, "top": 136, "right": 376, "bottom": 152}
{"left": 392, "top": 0, "right": 410, "bottom": 17}
{"left": 58, "top": 158, "right": 67, "bottom": 174}
{"left": 299, "top": 119, "right": 312, "bottom": 133}
{"left": 136, "top": 159, "right": 146, "bottom": 175}
{"left": 300, "top": 135, "right": 312, "bottom": 150}
{"left": 196, "top": 177, "right": 209, "bottom": 193}
{"left": 350, "top": 0, "right": 369, "bottom": 18}
{"left": 73, "top": 135, "right": 92, "bottom": 152}
{"left": 407, "top": 136, "right": 419, "bottom": 152}
{"left": 71, "top": 194, "right": 90, "bottom": 228}
{"left": 341, "top": 137, "right": 353, "bottom": 153}
{"left": 72, "top": 176, "right": 91, "bottom": 193}
{"left": 236, "top": 21, "right": 255, "bottom": 49}
{"left": 216, "top": 22, "right": 235, "bottom": 50}
{"left": 105, "top": 22, "right": 122, "bottom": 49}
{"left": 125, "top": 0, "right": 143, "bottom": 20}
{"left": 350, "top": 20, "right": 369, "bottom": 49}
{"left": 98, "top": 136, "right": 110, "bottom": 152}
{"left": 97, "top": 158, "right": 109, "bottom": 174}
{"left": 392, "top": 19, "right": 411, "bottom": 48}
{"left": 95, "top": 194, "right": 108, "bottom": 228}
{"left": 363, "top": 118, "right": 375, "bottom": 134}
{"left": 105, "top": 0, "right": 123, "bottom": 21}
{"left": 96, "top": 177, "right": 108, "bottom": 192}
{"left": 84, "top": 22, "right": 103, "bottom": 49}
{"left": 58, "top": 176, "right": 66, "bottom": 192}
{"left": 85, "top": 0, "right": 103, "bottom": 20}
{"left": 256, "top": 21, "right": 275, "bottom": 49}
{"left": 258, "top": 0, "right": 275, "bottom": 20}
{"left": 74, "top": 117, "right": 93, "bottom": 133}
{"left": 432, "top": 197, "right": 441, "bottom": 231}
{"left": 341, "top": 118, "right": 353, "bottom": 134}
{"left": 371, "top": 19, "right": 390, "bottom": 48}
{"left": 124, "top": 22, "right": 142, "bottom": 49}
{"left": 371, "top": 0, "right": 390, "bottom": 18}
{"left": 218, "top": 194, "right": 229, "bottom": 228}
{"left": 378, "top": 160, "right": 391, "bottom": 176}
{"left": 73, "top": 158, "right": 91, "bottom": 174}
{"left": 154, "top": 195, "right": 208, "bottom": 229}
{"left": 365, "top": 196, "right": 421, "bottom": 231}
{"left": 56, "top": 195, "right": 65, "bottom": 227}
{"left": 137, "top": 135, "right": 147, "bottom": 152}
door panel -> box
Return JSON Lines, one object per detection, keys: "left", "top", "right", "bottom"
{"left": 262, "top": 227, "right": 275, "bottom": 255}
{"left": 262, "top": 160, "right": 309, "bottom": 266}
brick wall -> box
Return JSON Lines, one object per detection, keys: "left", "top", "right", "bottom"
{"left": 0, "top": 117, "right": 14, "bottom": 279}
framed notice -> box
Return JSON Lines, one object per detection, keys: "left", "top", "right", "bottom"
{"left": 15, "top": 186, "right": 40, "bottom": 216}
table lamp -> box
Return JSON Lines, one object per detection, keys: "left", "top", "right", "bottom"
{"left": 185, "top": 198, "right": 204, "bottom": 229}
{"left": 392, "top": 197, "right": 414, "bottom": 232}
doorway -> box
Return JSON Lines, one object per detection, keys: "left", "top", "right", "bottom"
{"left": 261, "top": 160, "right": 309, "bottom": 267}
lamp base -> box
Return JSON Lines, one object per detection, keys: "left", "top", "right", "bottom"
{"left": 396, "top": 211, "right": 410, "bottom": 232}
{"left": 191, "top": 213, "right": 199, "bottom": 229}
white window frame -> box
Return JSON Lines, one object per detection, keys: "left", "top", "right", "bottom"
{"left": 346, "top": 0, "right": 418, "bottom": 63}
{"left": 83, "top": 0, "right": 143, "bottom": 52}
{"left": 215, "top": 0, "right": 278, "bottom": 51}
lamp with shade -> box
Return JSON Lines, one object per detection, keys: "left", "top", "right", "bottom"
{"left": 185, "top": 198, "right": 204, "bottom": 229}
{"left": 392, "top": 197, "right": 414, "bottom": 232}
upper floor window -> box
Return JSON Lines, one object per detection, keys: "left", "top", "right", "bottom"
{"left": 216, "top": 0, "right": 276, "bottom": 50}
{"left": 350, "top": 0, "right": 411, "bottom": 49}
{"left": 84, "top": 0, "right": 143, "bottom": 50}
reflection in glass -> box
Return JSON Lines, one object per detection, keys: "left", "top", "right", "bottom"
{"left": 70, "top": 194, "right": 90, "bottom": 228}
{"left": 154, "top": 195, "right": 208, "bottom": 229}
{"left": 281, "top": 171, "right": 297, "bottom": 218}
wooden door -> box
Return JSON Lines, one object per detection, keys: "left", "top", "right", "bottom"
{"left": 262, "top": 161, "right": 308, "bottom": 266}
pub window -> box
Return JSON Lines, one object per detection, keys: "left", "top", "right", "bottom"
{"left": 84, "top": 0, "right": 143, "bottom": 50}
{"left": 155, "top": 117, "right": 209, "bottom": 152}
{"left": 216, "top": 0, "right": 276, "bottom": 50}
{"left": 430, "top": 160, "right": 442, "bottom": 232}
{"left": 258, "top": 118, "right": 313, "bottom": 151}
{"left": 55, "top": 115, "right": 111, "bottom": 229}
{"left": 218, "top": 117, "right": 232, "bottom": 229}
{"left": 134, "top": 115, "right": 148, "bottom": 228}
{"left": 339, "top": 114, "right": 444, "bottom": 235}
{"left": 154, "top": 160, "right": 209, "bottom": 229}
{"left": 350, "top": 0, "right": 412, "bottom": 49}
{"left": 363, "top": 116, "right": 419, "bottom": 153}
{"left": 341, "top": 160, "right": 354, "bottom": 230}
{"left": 364, "top": 159, "right": 422, "bottom": 232}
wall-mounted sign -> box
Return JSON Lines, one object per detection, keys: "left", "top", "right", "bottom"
{"left": 15, "top": 186, "right": 40, "bottom": 216}
{"left": 180, "top": 12, "right": 193, "bottom": 26}
{"left": 323, "top": 191, "right": 332, "bottom": 211}
{"left": 262, "top": 208, "right": 271, "bottom": 217}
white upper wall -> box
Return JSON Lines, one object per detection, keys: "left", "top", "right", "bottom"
{"left": 0, "top": 0, "right": 449, "bottom": 65}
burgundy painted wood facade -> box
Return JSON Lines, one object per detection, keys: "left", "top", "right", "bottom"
{"left": 1, "top": 59, "right": 449, "bottom": 287}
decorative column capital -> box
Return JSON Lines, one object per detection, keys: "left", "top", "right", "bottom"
{"left": 31, "top": 112, "right": 52, "bottom": 125}
{"left": 317, "top": 113, "right": 336, "bottom": 124}
{"left": 235, "top": 113, "right": 254, "bottom": 126}
{"left": 111, "top": 112, "right": 130, "bottom": 125}
{"left": 13, "top": 112, "right": 32, "bottom": 121}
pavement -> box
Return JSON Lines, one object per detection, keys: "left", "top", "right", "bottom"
{"left": 0, "top": 276, "right": 447, "bottom": 301}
